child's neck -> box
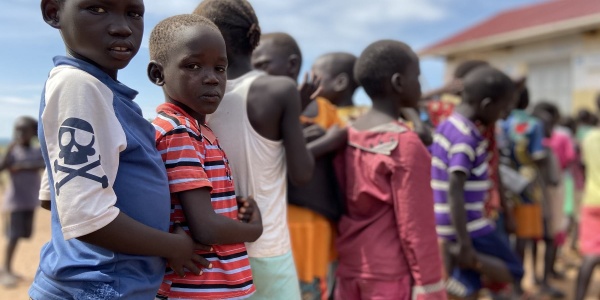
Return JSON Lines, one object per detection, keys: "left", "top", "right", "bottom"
{"left": 455, "top": 103, "right": 478, "bottom": 123}
{"left": 227, "top": 54, "right": 253, "bottom": 80}
{"left": 167, "top": 99, "right": 206, "bottom": 124}
{"left": 352, "top": 97, "right": 399, "bottom": 130}
{"left": 332, "top": 92, "right": 355, "bottom": 108}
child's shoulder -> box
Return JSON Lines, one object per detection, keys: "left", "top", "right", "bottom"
{"left": 48, "top": 65, "right": 105, "bottom": 90}
{"left": 153, "top": 106, "right": 201, "bottom": 141}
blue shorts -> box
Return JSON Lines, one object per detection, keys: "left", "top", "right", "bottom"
{"left": 448, "top": 231, "right": 524, "bottom": 297}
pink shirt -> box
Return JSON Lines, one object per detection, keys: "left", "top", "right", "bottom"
{"left": 544, "top": 130, "right": 576, "bottom": 170}
{"left": 336, "top": 121, "right": 445, "bottom": 300}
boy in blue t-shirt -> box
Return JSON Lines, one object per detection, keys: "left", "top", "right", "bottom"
{"left": 30, "top": 1, "right": 209, "bottom": 299}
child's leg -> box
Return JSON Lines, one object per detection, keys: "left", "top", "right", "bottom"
{"left": 574, "top": 255, "right": 600, "bottom": 300}
{"left": 4, "top": 211, "right": 33, "bottom": 275}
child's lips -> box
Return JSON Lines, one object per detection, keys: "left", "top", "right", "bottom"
{"left": 108, "top": 47, "right": 133, "bottom": 61}
{"left": 200, "top": 93, "right": 221, "bottom": 103}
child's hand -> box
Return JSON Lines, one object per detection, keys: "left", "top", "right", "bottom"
{"left": 237, "top": 196, "right": 262, "bottom": 225}
{"left": 457, "top": 244, "right": 480, "bottom": 270}
{"left": 298, "top": 72, "right": 321, "bottom": 109}
{"left": 168, "top": 225, "right": 212, "bottom": 277}
{"left": 237, "top": 196, "right": 253, "bottom": 223}
{"left": 237, "top": 196, "right": 261, "bottom": 225}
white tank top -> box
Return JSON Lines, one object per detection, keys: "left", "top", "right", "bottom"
{"left": 207, "top": 70, "right": 290, "bottom": 258}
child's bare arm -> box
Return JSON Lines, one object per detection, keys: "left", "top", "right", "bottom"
{"left": 448, "top": 171, "right": 478, "bottom": 269}
{"left": 179, "top": 188, "right": 262, "bottom": 245}
{"left": 0, "top": 143, "right": 15, "bottom": 171}
{"left": 277, "top": 80, "right": 315, "bottom": 186}
{"left": 78, "top": 212, "right": 211, "bottom": 277}
{"left": 307, "top": 125, "right": 347, "bottom": 159}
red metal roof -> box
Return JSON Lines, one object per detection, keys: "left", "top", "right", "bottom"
{"left": 423, "top": 0, "right": 600, "bottom": 54}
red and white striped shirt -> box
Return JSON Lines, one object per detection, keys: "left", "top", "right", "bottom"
{"left": 153, "top": 103, "right": 255, "bottom": 299}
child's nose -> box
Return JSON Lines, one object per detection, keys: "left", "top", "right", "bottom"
{"left": 108, "top": 16, "right": 132, "bottom": 37}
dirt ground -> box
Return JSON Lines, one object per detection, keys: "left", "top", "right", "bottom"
{"left": 1, "top": 210, "right": 600, "bottom": 299}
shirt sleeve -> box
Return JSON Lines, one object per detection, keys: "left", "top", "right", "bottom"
{"left": 39, "top": 168, "right": 51, "bottom": 201}
{"left": 447, "top": 137, "right": 476, "bottom": 176}
{"left": 155, "top": 129, "right": 212, "bottom": 194}
{"left": 529, "top": 121, "right": 547, "bottom": 160}
{"left": 391, "top": 136, "right": 446, "bottom": 300}
{"left": 42, "top": 67, "right": 126, "bottom": 240}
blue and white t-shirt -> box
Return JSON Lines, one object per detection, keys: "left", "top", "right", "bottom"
{"left": 29, "top": 56, "right": 171, "bottom": 300}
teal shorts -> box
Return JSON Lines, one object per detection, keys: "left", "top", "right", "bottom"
{"left": 248, "top": 251, "right": 301, "bottom": 300}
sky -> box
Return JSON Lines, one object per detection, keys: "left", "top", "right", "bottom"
{"left": 0, "top": 0, "right": 546, "bottom": 139}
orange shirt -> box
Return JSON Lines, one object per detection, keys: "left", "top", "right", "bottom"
{"left": 300, "top": 97, "right": 345, "bottom": 128}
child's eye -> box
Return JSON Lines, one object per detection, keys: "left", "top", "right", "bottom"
{"left": 216, "top": 66, "right": 227, "bottom": 73}
{"left": 187, "top": 64, "right": 201, "bottom": 70}
{"left": 129, "top": 12, "right": 143, "bottom": 19}
{"left": 88, "top": 7, "right": 107, "bottom": 14}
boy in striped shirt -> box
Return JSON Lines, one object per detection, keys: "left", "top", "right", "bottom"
{"left": 148, "top": 15, "right": 263, "bottom": 299}
{"left": 430, "top": 66, "right": 524, "bottom": 299}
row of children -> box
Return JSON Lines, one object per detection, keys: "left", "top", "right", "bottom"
{"left": 12, "top": 0, "right": 599, "bottom": 299}
{"left": 26, "top": 0, "right": 444, "bottom": 299}
{"left": 423, "top": 61, "right": 600, "bottom": 300}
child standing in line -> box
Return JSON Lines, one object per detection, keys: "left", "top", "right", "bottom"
{"left": 195, "top": 1, "right": 315, "bottom": 298}
{"left": 0, "top": 117, "right": 44, "bottom": 287}
{"left": 30, "top": 1, "right": 208, "bottom": 299}
{"left": 148, "top": 14, "right": 263, "bottom": 300}
{"left": 335, "top": 40, "right": 446, "bottom": 300}
{"left": 252, "top": 32, "right": 343, "bottom": 300}
{"left": 431, "top": 66, "right": 524, "bottom": 299}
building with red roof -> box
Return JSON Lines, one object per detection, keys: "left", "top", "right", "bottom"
{"left": 422, "top": 0, "right": 600, "bottom": 113}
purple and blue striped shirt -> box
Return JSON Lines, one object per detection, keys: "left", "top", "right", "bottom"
{"left": 430, "top": 113, "right": 494, "bottom": 240}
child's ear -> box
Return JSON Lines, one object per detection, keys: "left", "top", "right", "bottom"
{"left": 41, "top": 0, "right": 61, "bottom": 29}
{"left": 480, "top": 97, "right": 492, "bottom": 109}
{"left": 288, "top": 54, "right": 301, "bottom": 78}
{"left": 333, "top": 73, "right": 350, "bottom": 92}
{"left": 391, "top": 73, "right": 403, "bottom": 94}
{"left": 147, "top": 61, "right": 165, "bottom": 86}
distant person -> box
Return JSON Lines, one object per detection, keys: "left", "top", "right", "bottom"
{"left": 195, "top": 1, "right": 315, "bottom": 299}
{"left": 335, "top": 40, "right": 446, "bottom": 300}
{"left": 31, "top": 1, "right": 208, "bottom": 299}
{"left": 574, "top": 97, "right": 600, "bottom": 300}
{"left": 148, "top": 15, "right": 263, "bottom": 299}
{"left": 253, "top": 32, "right": 343, "bottom": 299}
{"left": 0, "top": 117, "right": 44, "bottom": 287}
{"left": 432, "top": 66, "right": 524, "bottom": 299}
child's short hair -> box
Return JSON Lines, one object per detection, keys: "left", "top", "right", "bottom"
{"left": 194, "top": 0, "right": 260, "bottom": 56}
{"left": 16, "top": 116, "right": 38, "bottom": 129}
{"left": 354, "top": 40, "right": 415, "bottom": 99}
{"left": 149, "top": 14, "right": 219, "bottom": 65}
{"left": 462, "top": 66, "right": 514, "bottom": 105}
{"left": 261, "top": 32, "right": 302, "bottom": 65}
{"left": 453, "top": 60, "right": 489, "bottom": 79}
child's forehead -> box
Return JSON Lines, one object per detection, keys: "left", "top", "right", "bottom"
{"left": 61, "top": 0, "right": 144, "bottom": 10}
